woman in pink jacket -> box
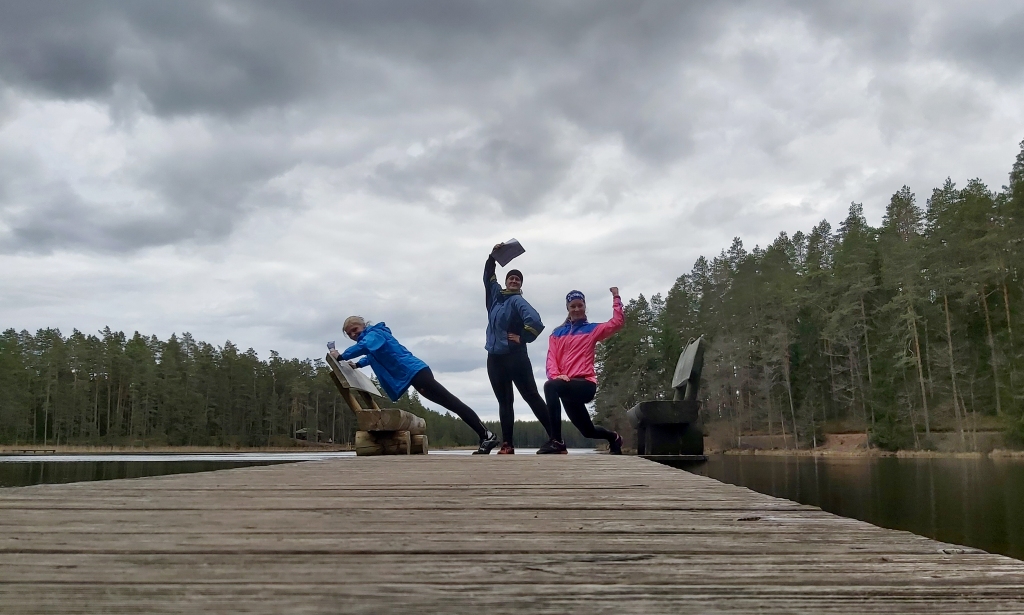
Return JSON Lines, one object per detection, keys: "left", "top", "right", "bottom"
{"left": 537, "top": 287, "right": 624, "bottom": 455}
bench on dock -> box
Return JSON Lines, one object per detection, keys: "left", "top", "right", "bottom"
{"left": 7, "top": 449, "right": 57, "bottom": 454}
{"left": 628, "top": 335, "right": 706, "bottom": 458}
{"left": 326, "top": 353, "right": 428, "bottom": 456}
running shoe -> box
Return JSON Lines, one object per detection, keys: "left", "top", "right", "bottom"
{"left": 609, "top": 432, "right": 623, "bottom": 455}
{"left": 497, "top": 442, "right": 515, "bottom": 455}
{"left": 473, "top": 430, "right": 498, "bottom": 455}
{"left": 536, "top": 439, "right": 568, "bottom": 454}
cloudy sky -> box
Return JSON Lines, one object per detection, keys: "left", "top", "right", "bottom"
{"left": 2, "top": 1, "right": 1023, "bottom": 419}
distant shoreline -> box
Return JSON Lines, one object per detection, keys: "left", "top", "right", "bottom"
{"left": 0, "top": 444, "right": 472, "bottom": 454}
{"left": 711, "top": 447, "right": 1024, "bottom": 460}
{"left": 2, "top": 444, "right": 1022, "bottom": 459}
{"left": 705, "top": 430, "right": 1024, "bottom": 459}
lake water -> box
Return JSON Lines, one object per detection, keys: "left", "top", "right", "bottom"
{"left": 0, "top": 449, "right": 595, "bottom": 488}
{"left": 690, "top": 454, "right": 1024, "bottom": 561}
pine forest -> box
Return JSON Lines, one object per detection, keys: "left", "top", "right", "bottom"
{"left": 2, "top": 142, "right": 1023, "bottom": 452}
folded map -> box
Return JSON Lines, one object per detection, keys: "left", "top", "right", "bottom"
{"left": 492, "top": 238, "right": 525, "bottom": 267}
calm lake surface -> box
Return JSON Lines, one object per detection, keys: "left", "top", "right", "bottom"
{"left": 0, "top": 449, "right": 595, "bottom": 488}
{"left": 0, "top": 451, "right": 359, "bottom": 488}
{"left": 692, "top": 454, "right": 1024, "bottom": 561}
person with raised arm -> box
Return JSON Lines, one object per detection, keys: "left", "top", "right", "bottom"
{"left": 484, "top": 243, "right": 550, "bottom": 454}
{"left": 537, "top": 287, "right": 624, "bottom": 455}
{"left": 332, "top": 316, "right": 499, "bottom": 455}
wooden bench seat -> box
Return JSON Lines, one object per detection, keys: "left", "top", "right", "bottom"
{"left": 326, "top": 354, "right": 428, "bottom": 456}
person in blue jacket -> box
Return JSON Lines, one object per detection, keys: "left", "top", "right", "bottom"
{"left": 332, "top": 316, "right": 498, "bottom": 454}
{"left": 484, "top": 243, "right": 551, "bottom": 454}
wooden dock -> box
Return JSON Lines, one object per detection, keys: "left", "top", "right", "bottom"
{"left": 2, "top": 455, "right": 1024, "bottom": 614}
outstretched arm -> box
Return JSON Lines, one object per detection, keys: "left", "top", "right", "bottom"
{"left": 340, "top": 329, "right": 386, "bottom": 361}
{"left": 331, "top": 348, "right": 370, "bottom": 369}
{"left": 593, "top": 287, "right": 624, "bottom": 342}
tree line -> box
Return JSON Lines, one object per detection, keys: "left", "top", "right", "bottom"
{"left": 0, "top": 327, "right": 593, "bottom": 448}
{"left": 594, "top": 141, "right": 1024, "bottom": 451}
{"left": 3, "top": 142, "right": 1021, "bottom": 452}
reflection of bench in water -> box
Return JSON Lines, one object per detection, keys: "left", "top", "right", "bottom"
{"left": 326, "top": 354, "right": 427, "bottom": 456}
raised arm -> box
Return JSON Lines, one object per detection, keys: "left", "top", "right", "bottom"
{"left": 484, "top": 251, "right": 503, "bottom": 310}
{"left": 593, "top": 288, "right": 624, "bottom": 342}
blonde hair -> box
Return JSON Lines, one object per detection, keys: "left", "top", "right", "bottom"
{"left": 343, "top": 316, "right": 366, "bottom": 332}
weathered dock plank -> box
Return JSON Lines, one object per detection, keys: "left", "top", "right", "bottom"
{"left": 1, "top": 455, "right": 1023, "bottom": 614}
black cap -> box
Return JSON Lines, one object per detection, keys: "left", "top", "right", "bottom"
{"left": 506, "top": 269, "right": 523, "bottom": 282}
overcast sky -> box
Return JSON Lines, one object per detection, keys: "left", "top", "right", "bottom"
{"left": 2, "top": 1, "right": 1023, "bottom": 420}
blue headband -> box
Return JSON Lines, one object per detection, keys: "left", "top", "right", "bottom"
{"left": 565, "top": 290, "right": 585, "bottom": 305}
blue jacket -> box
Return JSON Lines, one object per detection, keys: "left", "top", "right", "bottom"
{"left": 340, "top": 322, "right": 428, "bottom": 402}
{"left": 484, "top": 257, "right": 544, "bottom": 355}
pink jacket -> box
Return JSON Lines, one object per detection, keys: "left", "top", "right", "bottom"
{"left": 546, "top": 296, "right": 624, "bottom": 383}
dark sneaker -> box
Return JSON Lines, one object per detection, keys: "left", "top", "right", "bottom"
{"left": 609, "top": 432, "right": 623, "bottom": 455}
{"left": 497, "top": 442, "right": 515, "bottom": 455}
{"left": 473, "top": 430, "right": 498, "bottom": 455}
{"left": 537, "top": 439, "right": 568, "bottom": 454}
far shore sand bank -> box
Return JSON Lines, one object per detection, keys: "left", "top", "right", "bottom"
{"left": 707, "top": 431, "right": 1024, "bottom": 458}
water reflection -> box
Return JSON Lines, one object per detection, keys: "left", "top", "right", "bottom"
{"left": 0, "top": 448, "right": 597, "bottom": 488}
{"left": 692, "top": 455, "right": 1024, "bottom": 561}
{"left": 0, "top": 460, "right": 295, "bottom": 488}
{"left": 0, "top": 451, "right": 356, "bottom": 464}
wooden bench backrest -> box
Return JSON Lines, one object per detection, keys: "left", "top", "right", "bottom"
{"left": 326, "top": 353, "right": 382, "bottom": 412}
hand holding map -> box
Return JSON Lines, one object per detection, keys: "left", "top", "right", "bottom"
{"left": 491, "top": 238, "right": 525, "bottom": 267}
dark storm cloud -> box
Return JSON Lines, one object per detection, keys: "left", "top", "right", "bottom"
{"left": 0, "top": 1, "right": 330, "bottom": 116}
{"left": 136, "top": 134, "right": 298, "bottom": 230}
{"left": 1, "top": 1, "right": 1020, "bottom": 253}
{"left": 0, "top": 176, "right": 234, "bottom": 254}
{"left": 0, "top": 122, "right": 314, "bottom": 253}
{"left": 0, "top": 172, "right": 185, "bottom": 254}
{"left": 0, "top": 1, "right": 737, "bottom": 249}
{"left": 786, "top": 0, "right": 1024, "bottom": 82}
{"left": 931, "top": 8, "right": 1024, "bottom": 80}
{"left": 368, "top": 115, "right": 576, "bottom": 216}
{"left": 0, "top": 1, "right": 723, "bottom": 122}
{"left": 782, "top": 0, "right": 918, "bottom": 62}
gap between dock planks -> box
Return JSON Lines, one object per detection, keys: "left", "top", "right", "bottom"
{"left": 1, "top": 455, "right": 1023, "bottom": 614}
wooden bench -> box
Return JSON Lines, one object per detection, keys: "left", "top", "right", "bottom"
{"left": 627, "top": 336, "right": 706, "bottom": 458}
{"left": 326, "top": 354, "right": 428, "bottom": 456}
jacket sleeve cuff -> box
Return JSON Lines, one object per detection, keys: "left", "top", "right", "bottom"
{"left": 522, "top": 325, "right": 540, "bottom": 343}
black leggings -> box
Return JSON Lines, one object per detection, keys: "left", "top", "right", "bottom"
{"left": 410, "top": 368, "right": 487, "bottom": 439}
{"left": 487, "top": 352, "right": 551, "bottom": 443}
{"left": 544, "top": 378, "right": 616, "bottom": 443}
